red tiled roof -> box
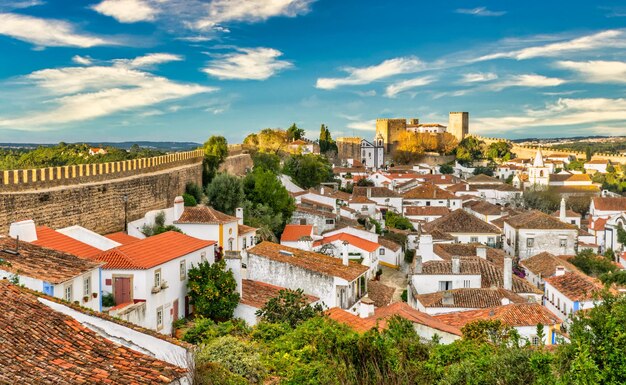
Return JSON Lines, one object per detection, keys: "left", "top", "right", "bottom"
{"left": 0, "top": 237, "right": 103, "bottom": 284}
{"left": 238, "top": 224, "right": 257, "bottom": 235}
{"left": 413, "top": 288, "right": 526, "bottom": 309}
{"left": 104, "top": 232, "right": 141, "bottom": 245}
{"left": 353, "top": 186, "right": 401, "bottom": 198}
{"left": 95, "top": 231, "right": 214, "bottom": 269}
{"left": 240, "top": 279, "right": 318, "bottom": 308}
{"left": 248, "top": 241, "right": 369, "bottom": 281}
{"left": 174, "top": 205, "right": 238, "bottom": 224}
{"left": 281, "top": 224, "right": 314, "bottom": 242}
{"left": 314, "top": 232, "right": 380, "bottom": 253}
{"left": 404, "top": 206, "right": 451, "bottom": 216}
{"left": 589, "top": 217, "right": 608, "bottom": 231}
{"left": 349, "top": 196, "right": 376, "bottom": 204}
{"left": 0, "top": 281, "right": 186, "bottom": 384}
{"left": 592, "top": 197, "right": 626, "bottom": 212}
{"left": 435, "top": 303, "right": 561, "bottom": 328}
{"left": 504, "top": 210, "right": 578, "bottom": 230}
{"left": 544, "top": 271, "right": 604, "bottom": 301}
{"left": 32, "top": 226, "right": 102, "bottom": 258}
{"left": 422, "top": 209, "right": 501, "bottom": 235}
{"left": 403, "top": 183, "right": 457, "bottom": 200}
{"left": 520, "top": 252, "right": 580, "bottom": 278}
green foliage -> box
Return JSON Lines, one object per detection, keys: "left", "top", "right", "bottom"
{"left": 369, "top": 218, "right": 383, "bottom": 234}
{"left": 102, "top": 292, "right": 115, "bottom": 307}
{"left": 456, "top": 137, "right": 485, "bottom": 166}
{"left": 196, "top": 335, "right": 266, "bottom": 384}
{"left": 194, "top": 362, "right": 248, "bottom": 385}
{"left": 617, "top": 224, "right": 626, "bottom": 246}
{"left": 600, "top": 270, "right": 626, "bottom": 286}
{"left": 252, "top": 152, "right": 281, "bottom": 174}
{"left": 485, "top": 141, "right": 514, "bottom": 161}
{"left": 523, "top": 188, "right": 561, "bottom": 213}
{"left": 282, "top": 154, "right": 334, "bottom": 189}
{"left": 182, "top": 193, "right": 197, "bottom": 207}
{"left": 473, "top": 166, "right": 495, "bottom": 176}
{"left": 461, "top": 319, "right": 519, "bottom": 345}
{"left": 439, "top": 164, "right": 454, "bottom": 174}
{"left": 385, "top": 210, "right": 414, "bottom": 231}
{"left": 286, "top": 123, "right": 305, "bottom": 142}
{"left": 404, "top": 249, "right": 415, "bottom": 264}
{"left": 202, "top": 135, "right": 229, "bottom": 184}
{"left": 255, "top": 289, "right": 325, "bottom": 328}
{"left": 183, "top": 317, "right": 250, "bottom": 345}
{"left": 243, "top": 168, "right": 294, "bottom": 237}
{"left": 141, "top": 211, "right": 182, "bottom": 236}
{"left": 400, "top": 289, "right": 408, "bottom": 302}
{"left": 569, "top": 249, "right": 617, "bottom": 277}
{"left": 318, "top": 124, "right": 338, "bottom": 155}
{"left": 185, "top": 182, "right": 204, "bottom": 203}
{"left": 205, "top": 173, "right": 245, "bottom": 215}
{"left": 566, "top": 159, "right": 585, "bottom": 172}
{"left": 187, "top": 260, "right": 240, "bottom": 321}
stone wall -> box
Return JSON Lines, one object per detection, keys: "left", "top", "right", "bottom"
{"left": 0, "top": 161, "right": 202, "bottom": 235}
{"left": 218, "top": 153, "right": 253, "bottom": 176}
{"left": 336, "top": 137, "right": 362, "bottom": 161}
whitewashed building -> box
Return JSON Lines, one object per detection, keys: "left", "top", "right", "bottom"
{"left": 503, "top": 211, "right": 578, "bottom": 259}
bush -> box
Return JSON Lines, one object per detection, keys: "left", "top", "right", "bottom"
{"left": 385, "top": 211, "right": 414, "bottom": 231}
{"left": 256, "top": 289, "right": 324, "bottom": 328}
{"left": 102, "top": 292, "right": 115, "bottom": 307}
{"left": 194, "top": 361, "right": 248, "bottom": 385}
{"left": 196, "top": 335, "right": 266, "bottom": 384}
{"left": 182, "top": 193, "right": 197, "bottom": 207}
{"left": 185, "top": 181, "right": 204, "bottom": 203}
{"left": 401, "top": 289, "right": 408, "bottom": 302}
{"left": 183, "top": 318, "right": 251, "bottom": 345}
{"left": 440, "top": 164, "right": 454, "bottom": 174}
{"left": 187, "top": 260, "right": 240, "bottom": 321}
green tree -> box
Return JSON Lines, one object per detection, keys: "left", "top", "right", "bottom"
{"left": 456, "top": 136, "right": 485, "bottom": 166}
{"left": 570, "top": 249, "right": 617, "bottom": 277}
{"left": 252, "top": 152, "right": 281, "bottom": 174}
{"left": 385, "top": 211, "right": 414, "bottom": 231}
{"left": 567, "top": 159, "right": 585, "bottom": 172}
{"left": 141, "top": 211, "right": 182, "bottom": 236}
{"left": 318, "top": 124, "right": 338, "bottom": 155}
{"left": 461, "top": 319, "right": 519, "bottom": 345}
{"left": 196, "top": 335, "right": 266, "bottom": 384}
{"left": 256, "top": 289, "right": 324, "bottom": 328}
{"left": 187, "top": 260, "right": 240, "bottom": 321}
{"left": 282, "top": 154, "right": 334, "bottom": 189}
{"left": 205, "top": 173, "right": 245, "bottom": 215}
{"left": 486, "top": 141, "right": 514, "bottom": 161}
{"left": 286, "top": 123, "right": 305, "bottom": 142}
{"left": 243, "top": 169, "right": 294, "bottom": 236}
{"left": 440, "top": 164, "right": 454, "bottom": 174}
{"left": 202, "top": 136, "right": 229, "bottom": 184}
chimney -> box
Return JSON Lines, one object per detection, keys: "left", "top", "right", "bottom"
{"left": 224, "top": 253, "right": 243, "bottom": 296}
{"left": 466, "top": 184, "right": 470, "bottom": 191}
{"left": 504, "top": 256, "right": 513, "bottom": 291}
{"left": 476, "top": 246, "right": 487, "bottom": 259}
{"left": 414, "top": 255, "right": 423, "bottom": 274}
{"left": 9, "top": 220, "right": 37, "bottom": 242}
{"left": 173, "top": 196, "right": 185, "bottom": 221}
{"left": 501, "top": 297, "right": 511, "bottom": 305}
{"left": 559, "top": 198, "right": 566, "bottom": 222}
{"left": 342, "top": 240, "right": 349, "bottom": 266}
{"left": 419, "top": 234, "right": 434, "bottom": 261}
{"left": 320, "top": 186, "right": 325, "bottom": 195}
{"left": 442, "top": 291, "right": 454, "bottom": 306}
{"left": 555, "top": 265, "right": 565, "bottom": 277}
{"left": 358, "top": 297, "right": 375, "bottom": 318}
{"left": 235, "top": 207, "right": 244, "bottom": 225}
{"left": 298, "top": 236, "right": 313, "bottom": 251}
{"left": 451, "top": 256, "right": 461, "bottom": 274}
{"left": 366, "top": 187, "right": 372, "bottom": 198}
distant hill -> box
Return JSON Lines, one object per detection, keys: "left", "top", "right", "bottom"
{"left": 0, "top": 141, "right": 201, "bottom": 151}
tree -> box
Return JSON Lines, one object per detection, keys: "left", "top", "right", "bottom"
{"left": 456, "top": 137, "right": 485, "bottom": 166}
{"left": 567, "top": 159, "right": 585, "bottom": 172}
{"left": 243, "top": 169, "right": 294, "bottom": 236}
{"left": 282, "top": 154, "right": 334, "bottom": 189}
{"left": 257, "top": 129, "right": 288, "bottom": 154}
{"left": 438, "top": 132, "right": 459, "bottom": 154}
{"left": 569, "top": 249, "right": 617, "bottom": 277}
{"left": 252, "top": 152, "right": 281, "bottom": 174}
{"left": 196, "top": 335, "right": 266, "bottom": 384}
{"left": 486, "top": 141, "right": 514, "bottom": 161}
{"left": 202, "top": 136, "right": 229, "bottom": 184}
{"left": 461, "top": 319, "right": 519, "bottom": 345}
{"left": 141, "top": 211, "right": 182, "bottom": 236}
{"left": 385, "top": 211, "right": 414, "bottom": 231}
{"left": 440, "top": 164, "right": 454, "bottom": 174}
{"left": 318, "top": 124, "right": 338, "bottom": 155}
{"left": 256, "top": 289, "right": 324, "bottom": 328}
{"left": 286, "top": 123, "right": 305, "bottom": 142}
{"left": 205, "top": 173, "right": 245, "bottom": 215}
{"left": 186, "top": 182, "right": 204, "bottom": 203}
{"left": 187, "top": 260, "right": 240, "bottom": 321}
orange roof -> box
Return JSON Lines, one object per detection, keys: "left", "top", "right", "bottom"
{"left": 544, "top": 271, "right": 604, "bottom": 301}
{"left": 434, "top": 303, "right": 561, "bottom": 328}
{"left": 95, "top": 231, "right": 215, "bottom": 269}
{"left": 588, "top": 217, "right": 608, "bottom": 231}
{"left": 328, "top": 302, "right": 462, "bottom": 335}
{"left": 238, "top": 224, "right": 257, "bottom": 235}
{"left": 314, "top": 232, "right": 380, "bottom": 252}
{"left": 104, "top": 232, "right": 141, "bottom": 245}
{"left": 281, "top": 224, "right": 313, "bottom": 242}
{"left": 32, "top": 226, "right": 102, "bottom": 258}
{"left": 174, "top": 206, "right": 238, "bottom": 224}
{"left": 240, "top": 279, "right": 318, "bottom": 308}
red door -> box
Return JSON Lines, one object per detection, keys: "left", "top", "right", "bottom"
{"left": 114, "top": 277, "right": 131, "bottom": 305}
{"left": 172, "top": 299, "right": 179, "bottom": 321}
{"left": 184, "top": 295, "right": 190, "bottom": 317}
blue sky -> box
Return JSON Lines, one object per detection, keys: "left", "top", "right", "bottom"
{"left": 0, "top": 0, "right": 625, "bottom": 144}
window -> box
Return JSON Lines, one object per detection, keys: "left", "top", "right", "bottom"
{"left": 470, "top": 237, "right": 479, "bottom": 243}
{"left": 438, "top": 281, "right": 452, "bottom": 291}
{"left": 242, "top": 237, "right": 247, "bottom": 249}
{"left": 325, "top": 219, "right": 334, "bottom": 225}
{"left": 228, "top": 238, "right": 233, "bottom": 251}
{"left": 379, "top": 248, "right": 385, "bottom": 255}
{"left": 527, "top": 238, "right": 534, "bottom": 248}
{"left": 299, "top": 218, "right": 307, "bottom": 225}
{"left": 83, "top": 276, "right": 91, "bottom": 297}
{"left": 154, "top": 269, "right": 162, "bottom": 288}
{"left": 463, "top": 280, "right": 471, "bottom": 288}
{"left": 64, "top": 284, "right": 73, "bottom": 302}
{"left": 156, "top": 306, "right": 164, "bottom": 330}
{"left": 560, "top": 239, "right": 567, "bottom": 248}
{"left": 180, "top": 260, "right": 186, "bottom": 280}
{"left": 488, "top": 237, "right": 495, "bottom": 245}
{"left": 531, "top": 336, "right": 540, "bottom": 346}
{"left": 426, "top": 201, "right": 431, "bottom": 206}
{"left": 250, "top": 236, "right": 255, "bottom": 246}
{"left": 200, "top": 252, "right": 206, "bottom": 263}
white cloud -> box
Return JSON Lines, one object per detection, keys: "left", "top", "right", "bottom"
{"left": 0, "top": 12, "right": 113, "bottom": 47}
{"left": 455, "top": 7, "right": 505, "bottom": 17}
{"left": 475, "top": 97, "right": 626, "bottom": 132}
{"left": 475, "top": 29, "right": 626, "bottom": 61}
{"left": 462, "top": 72, "right": 498, "bottom": 83}
{"left": 193, "top": 0, "right": 315, "bottom": 30}
{"left": 556, "top": 60, "right": 626, "bottom": 83}
{"left": 92, "top": 0, "right": 158, "bottom": 23}
{"left": 0, "top": 55, "right": 215, "bottom": 129}
{"left": 316, "top": 57, "right": 426, "bottom": 90}
{"left": 114, "top": 53, "right": 183, "bottom": 68}
{"left": 0, "top": 0, "right": 44, "bottom": 10}
{"left": 203, "top": 47, "right": 293, "bottom": 80}
{"left": 487, "top": 74, "right": 565, "bottom": 91}
{"left": 346, "top": 119, "right": 376, "bottom": 131}
{"left": 72, "top": 55, "right": 93, "bottom": 65}
{"left": 384, "top": 76, "right": 435, "bottom": 97}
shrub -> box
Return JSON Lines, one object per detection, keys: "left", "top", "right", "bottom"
{"left": 196, "top": 335, "right": 266, "bottom": 384}
{"left": 102, "top": 292, "right": 115, "bottom": 307}
{"left": 256, "top": 289, "right": 324, "bottom": 328}
{"left": 187, "top": 260, "right": 240, "bottom": 321}
{"left": 184, "top": 318, "right": 251, "bottom": 345}
{"left": 182, "top": 193, "right": 197, "bottom": 207}
{"left": 185, "top": 181, "right": 204, "bottom": 203}
{"left": 194, "top": 361, "right": 247, "bottom": 385}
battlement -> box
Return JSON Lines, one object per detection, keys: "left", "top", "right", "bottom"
{"left": 0, "top": 149, "right": 204, "bottom": 191}
{"left": 336, "top": 137, "right": 363, "bottom": 143}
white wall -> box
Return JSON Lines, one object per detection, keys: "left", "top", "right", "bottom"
{"left": 411, "top": 273, "right": 481, "bottom": 295}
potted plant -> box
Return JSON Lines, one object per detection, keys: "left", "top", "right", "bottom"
{"left": 151, "top": 285, "right": 160, "bottom": 294}
{"left": 375, "top": 269, "right": 383, "bottom": 281}
{"left": 160, "top": 281, "right": 169, "bottom": 290}
{"left": 92, "top": 292, "right": 98, "bottom": 299}
{"left": 83, "top": 296, "right": 89, "bottom": 303}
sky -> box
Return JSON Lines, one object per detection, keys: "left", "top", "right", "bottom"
{"left": 0, "top": 0, "right": 625, "bottom": 144}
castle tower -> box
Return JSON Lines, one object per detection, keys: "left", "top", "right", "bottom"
{"left": 528, "top": 148, "right": 550, "bottom": 187}
{"left": 375, "top": 118, "right": 407, "bottom": 154}
{"left": 448, "top": 112, "right": 469, "bottom": 142}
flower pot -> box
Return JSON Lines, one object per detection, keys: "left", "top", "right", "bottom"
{"left": 92, "top": 292, "right": 98, "bottom": 299}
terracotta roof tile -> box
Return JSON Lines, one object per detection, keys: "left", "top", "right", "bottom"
{"left": 366, "top": 280, "right": 395, "bottom": 307}
{"left": 592, "top": 197, "right": 626, "bottom": 212}
{"left": 504, "top": 210, "right": 578, "bottom": 230}
{"left": 435, "top": 303, "right": 561, "bottom": 328}
{"left": 104, "top": 232, "right": 141, "bottom": 245}
{"left": 467, "top": 174, "right": 502, "bottom": 184}
{"left": 32, "top": 226, "right": 102, "bottom": 258}
{"left": 313, "top": 233, "right": 380, "bottom": 253}
{"left": 349, "top": 196, "right": 376, "bottom": 204}
{"left": 294, "top": 205, "right": 337, "bottom": 219}
{"left": 404, "top": 206, "right": 451, "bottom": 216}
{"left": 95, "top": 231, "right": 214, "bottom": 269}
{"left": 422, "top": 209, "right": 501, "bottom": 235}
{"left": 544, "top": 271, "right": 604, "bottom": 301}
{"left": 433, "top": 243, "right": 505, "bottom": 267}
{"left": 0, "top": 237, "right": 102, "bottom": 284}
{"left": 465, "top": 201, "right": 506, "bottom": 216}
{"left": 419, "top": 174, "right": 460, "bottom": 185}
{"left": 413, "top": 288, "right": 527, "bottom": 309}
{"left": 378, "top": 237, "right": 401, "bottom": 252}
{"left": 0, "top": 281, "right": 186, "bottom": 384}
{"left": 402, "top": 183, "right": 456, "bottom": 200}
{"left": 353, "top": 186, "right": 401, "bottom": 198}
{"left": 238, "top": 224, "right": 257, "bottom": 235}
{"left": 520, "top": 252, "right": 580, "bottom": 278}
{"left": 174, "top": 205, "right": 238, "bottom": 224}
{"left": 247, "top": 241, "right": 369, "bottom": 281}
{"left": 240, "top": 279, "right": 318, "bottom": 308}
{"left": 281, "top": 224, "right": 314, "bottom": 242}
{"left": 551, "top": 209, "right": 581, "bottom": 218}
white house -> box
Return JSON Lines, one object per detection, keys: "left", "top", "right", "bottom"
{"left": 584, "top": 159, "right": 611, "bottom": 174}
{"left": 361, "top": 136, "right": 385, "bottom": 170}
{"left": 352, "top": 186, "right": 403, "bottom": 213}
{"left": 520, "top": 252, "right": 580, "bottom": 289}
{"left": 404, "top": 206, "right": 450, "bottom": 224}
{"left": 503, "top": 211, "right": 578, "bottom": 259}
{"left": 552, "top": 198, "right": 582, "bottom": 228}
{"left": 544, "top": 270, "right": 604, "bottom": 324}
{"left": 422, "top": 209, "right": 501, "bottom": 247}
{"left": 313, "top": 232, "right": 380, "bottom": 277}
{"left": 589, "top": 197, "right": 626, "bottom": 219}
{"left": 0, "top": 237, "right": 103, "bottom": 311}
{"left": 402, "top": 183, "right": 462, "bottom": 210}
{"left": 244, "top": 241, "right": 369, "bottom": 310}
{"left": 96, "top": 231, "right": 216, "bottom": 335}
